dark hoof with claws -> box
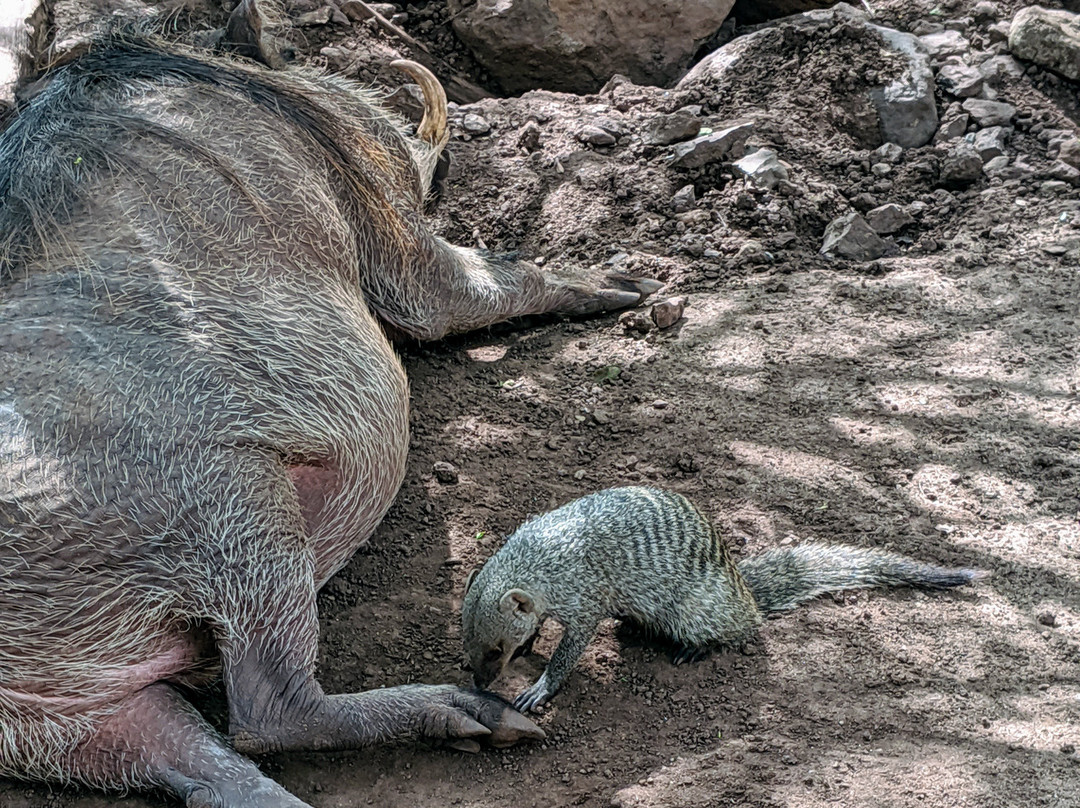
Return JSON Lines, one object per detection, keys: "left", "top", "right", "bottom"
{"left": 486, "top": 705, "right": 546, "bottom": 747}
{"left": 564, "top": 274, "right": 664, "bottom": 316}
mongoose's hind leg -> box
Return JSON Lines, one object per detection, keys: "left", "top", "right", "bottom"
{"left": 66, "top": 684, "right": 312, "bottom": 807}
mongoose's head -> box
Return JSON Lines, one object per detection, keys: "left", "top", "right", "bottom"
{"left": 461, "top": 563, "right": 542, "bottom": 689}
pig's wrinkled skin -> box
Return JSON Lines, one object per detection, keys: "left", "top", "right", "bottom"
{"left": 0, "top": 30, "right": 657, "bottom": 807}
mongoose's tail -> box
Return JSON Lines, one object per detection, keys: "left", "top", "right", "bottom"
{"left": 736, "top": 543, "right": 988, "bottom": 613}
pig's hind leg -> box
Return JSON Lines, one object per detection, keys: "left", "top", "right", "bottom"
{"left": 366, "top": 238, "right": 662, "bottom": 340}
{"left": 65, "top": 684, "right": 312, "bottom": 807}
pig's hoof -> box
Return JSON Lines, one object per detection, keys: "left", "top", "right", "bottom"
{"left": 565, "top": 274, "right": 663, "bottom": 316}
{"left": 421, "top": 687, "right": 544, "bottom": 747}
{"left": 486, "top": 704, "right": 546, "bottom": 748}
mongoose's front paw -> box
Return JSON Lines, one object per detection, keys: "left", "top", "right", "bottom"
{"left": 513, "top": 675, "right": 554, "bottom": 713}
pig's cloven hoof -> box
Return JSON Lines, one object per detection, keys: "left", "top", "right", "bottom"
{"left": 565, "top": 273, "right": 664, "bottom": 316}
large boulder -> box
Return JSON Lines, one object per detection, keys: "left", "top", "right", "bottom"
{"left": 678, "top": 4, "right": 938, "bottom": 149}
{"left": 449, "top": 0, "right": 736, "bottom": 95}
{"left": 1008, "top": 6, "right": 1080, "bottom": 82}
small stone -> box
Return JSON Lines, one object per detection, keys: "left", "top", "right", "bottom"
{"left": 872, "top": 142, "right": 904, "bottom": 163}
{"left": 1063, "top": 743, "right": 1077, "bottom": 755}
{"left": 962, "top": 98, "right": 1016, "bottom": 127}
{"left": 462, "top": 114, "right": 491, "bottom": 136}
{"left": 934, "top": 113, "right": 970, "bottom": 143}
{"left": 1041, "top": 180, "right": 1071, "bottom": 195}
{"left": 919, "top": 30, "right": 970, "bottom": 62}
{"left": 619, "top": 310, "right": 653, "bottom": 335}
{"left": 296, "top": 6, "right": 334, "bottom": 26}
{"left": 971, "top": 126, "right": 1010, "bottom": 161}
{"left": 941, "top": 141, "right": 983, "bottom": 186}
{"left": 732, "top": 149, "right": 789, "bottom": 190}
{"left": 987, "top": 20, "right": 1012, "bottom": 43}
{"left": 369, "top": 2, "right": 396, "bottom": 16}
{"left": 652, "top": 399, "right": 669, "bottom": 409}
{"left": 517, "top": 120, "right": 541, "bottom": 152}
{"left": 1009, "top": 6, "right": 1080, "bottom": 82}
{"left": 1037, "top": 610, "right": 1056, "bottom": 627}
{"left": 937, "top": 63, "right": 984, "bottom": 97}
{"left": 579, "top": 125, "right": 616, "bottom": 146}
{"left": 669, "top": 122, "right": 754, "bottom": 169}
{"left": 592, "top": 409, "right": 611, "bottom": 425}
{"left": 433, "top": 461, "right": 459, "bottom": 484}
{"left": 972, "top": 1, "right": 999, "bottom": 22}
{"left": 642, "top": 110, "right": 702, "bottom": 146}
{"left": 866, "top": 203, "right": 914, "bottom": 234}
{"left": 1057, "top": 138, "right": 1080, "bottom": 170}
{"left": 1049, "top": 161, "right": 1080, "bottom": 186}
{"left": 870, "top": 162, "right": 892, "bottom": 176}
{"left": 978, "top": 54, "right": 1025, "bottom": 86}
{"left": 820, "top": 212, "right": 888, "bottom": 260}
{"left": 671, "top": 184, "right": 697, "bottom": 214}
{"left": 905, "top": 200, "right": 929, "bottom": 218}
{"left": 982, "top": 155, "right": 1011, "bottom": 177}
{"left": 850, "top": 192, "right": 880, "bottom": 212}
{"left": 651, "top": 296, "right": 687, "bottom": 329}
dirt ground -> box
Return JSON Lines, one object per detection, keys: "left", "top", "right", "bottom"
{"left": 4, "top": 0, "right": 1080, "bottom": 806}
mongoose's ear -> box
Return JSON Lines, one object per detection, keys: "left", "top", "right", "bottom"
{"left": 464, "top": 567, "right": 480, "bottom": 594}
{"left": 499, "top": 588, "right": 535, "bottom": 616}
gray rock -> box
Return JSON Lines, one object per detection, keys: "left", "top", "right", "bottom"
{"left": 462, "top": 113, "right": 492, "bottom": 135}
{"left": 1009, "top": 6, "right": 1080, "bottom": 81}
{"left": 869, "top": 26, "right": 940, "bottom": 148}
{"left": 669, "top": 122, "right": 754, "bottom": 169}
{"left": 1058, "top": 138, "right": 1080, "bottom": 170}
{"left": 971, "top": 126, "right": 1010, "bottom": 161}
{"left": 671, "top": 184, "right": 697, "bottom": 214}
{"left": 651, "top": 297, "right": 687, "bottom": 329}
{"left": 866, "top": 203, "right": 914, "bottom": 234}
{"left": 449, "top": 0, "right": 736, "bottom": 94}
{"left": 962, "top": 98, "right": 1016, "bottom": 127}
{"left": 973, "top": 1, "right": 1000, "bottom": 23}
{"left": 988, "top": 20, "right": 1012, "bottom": 43}
{"left": 643, "top": 110, "right": 702, "bottom": 146}
{"left": 919, "top": 30, "right": 970, "bottom": 62}
{"left": 940, "top": 141, "right": 984, "bottom": 186}
{"left": 296, "top": 6, "right": 335, "bottom": 26}
{"left": 579, "top": 125, "right": 617, "bottom": 146}
{"left": 934, "top": 113, "right": 970, "bottom": 143}
{"left": 872, "top": 142, "right": 904, "bottom": 163}
{"left": 978, "top": 54, "right": 1026, "bottom": 86}
{"left": 982, "top": 155, "right": 1011, "bottom": 178}
{"left": 732, "top": 149, "right": 789, "bottom": 190}
{"left": 937, "top": 63, "right": 984, "bottom": 97}
{"left": 821, "top": 212, "right": 888, "bottom": 260}
{"left": 517, "top": 120, "right": 541, "bottom": 152}
{"left": 433, "top": 461, "right": 459, "bottom": 484}
{"left": 1048, "top": 161, "right": 1080, "bottom": 186}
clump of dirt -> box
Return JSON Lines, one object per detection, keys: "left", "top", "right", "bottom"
{"left": 6, "top": 1, "right": 1080, "bottom": 807}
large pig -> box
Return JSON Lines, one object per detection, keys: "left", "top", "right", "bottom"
{"left": 0, "top": 18, "right": 656, "bottom": 807}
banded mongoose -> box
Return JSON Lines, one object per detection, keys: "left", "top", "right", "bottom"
{"left": 462, "top": 486, "right": 986, "bottom": 712}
